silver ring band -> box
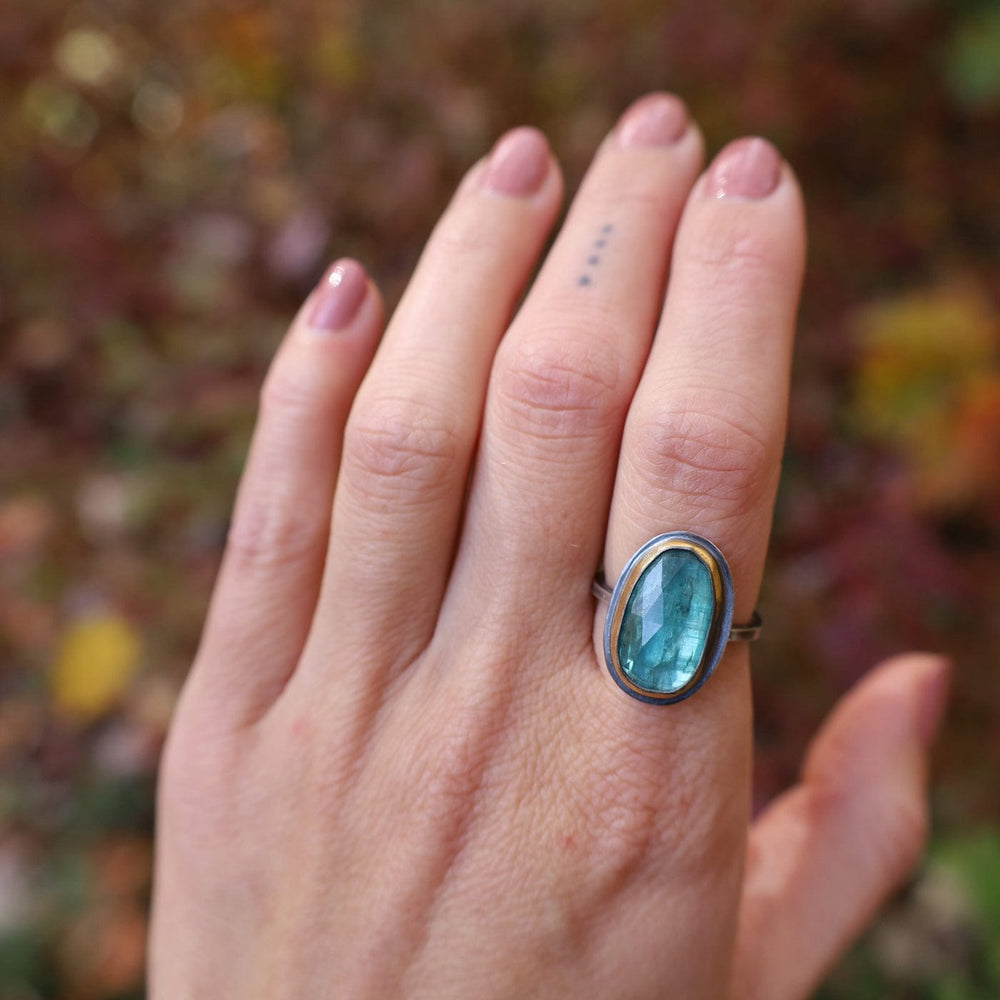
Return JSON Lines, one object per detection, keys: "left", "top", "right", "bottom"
{"left": 595, "top": 532, "right": 762, "bottom": 705}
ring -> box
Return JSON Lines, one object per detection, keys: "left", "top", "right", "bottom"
{"left": 592, "top": 532, "right": 762, "bottom": 705}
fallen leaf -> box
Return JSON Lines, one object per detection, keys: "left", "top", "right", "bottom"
{"left": 51, "top": 615, "right": 141, "bottom": 720}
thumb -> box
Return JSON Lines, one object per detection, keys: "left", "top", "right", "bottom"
{"left": 731, "top": 652, "right": 951, "bottom": 1000}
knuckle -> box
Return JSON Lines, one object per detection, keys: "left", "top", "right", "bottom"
{"left": 342, "top": 395, "right": 463, "bottom": 502}
{"left": 602, "top": 745, "right": 738, "bottom": 862}
{"left": 630, "top": 398, "right": 774, "bottom": 512}
{"left": 431, "top": 211, "right": 504, "bottom": 260}
{"left": 259, "top": 363, "right": 319, "bottom": 421}
{"left": 875, "top": 792, "right": 929, "bottom": 883}
{"left": 494, "top": 336, "right": 625, "bottom": 443}
{"left": 686, "top": 222, "right": 780, "bottom": 280}
{"left": 602, "top": 186, "right": 674, "bottom": 218}
{"left": 808, "top": 780, "right": 928, "bottom": 889}
{"left": 682, "top": 219, "right": 788, "bottom": 286}
{"left": 226, "top": 500, "right": 326, "bottom": 573}
{"left": 552, "top": 737, "right": 744, "bottom": 894}
{"left": 574, "top": 758, "right": 664, "bottom": 859}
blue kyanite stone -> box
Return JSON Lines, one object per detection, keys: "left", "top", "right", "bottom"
{"left": 617, "top": 549, "right": 716, "bottom": 694}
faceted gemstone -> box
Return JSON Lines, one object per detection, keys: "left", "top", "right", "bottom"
{"left": 617, "top": 548, "right": 716, "bottom": 694}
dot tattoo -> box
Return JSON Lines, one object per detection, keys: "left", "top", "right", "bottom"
{"left": 578, "top": 223, "right": 614, "bottom": 287}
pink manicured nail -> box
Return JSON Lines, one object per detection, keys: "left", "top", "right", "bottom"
{"left": 916, "top": 656, "right": 952, "bottom": 747}
{"left": 308, "top": 259, "right": 367, "bottom": 332}
{"left": 482, "top": 127, "right": 550, "bottom": 197}
{"left": 706, "top": 137, "right": 781, "bottom": 200}
{"left": 617, "top": 93, "right": 689, "bottom": 148}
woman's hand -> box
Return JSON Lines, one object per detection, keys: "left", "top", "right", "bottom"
{"left": 149, "top": 94, "right": 948, "bottom": 1000}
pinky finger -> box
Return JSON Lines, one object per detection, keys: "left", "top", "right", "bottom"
{"left": 189, "top": 260, "right": 384, "bottom": 728}
{"left": 731, "top": 653, "right": 951, "bottom": 1000}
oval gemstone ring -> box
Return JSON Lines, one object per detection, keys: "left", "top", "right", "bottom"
{"left": 592, "top": 532, "right": 762, "bottom": 705}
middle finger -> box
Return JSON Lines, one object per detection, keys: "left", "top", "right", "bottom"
{"left": 443, "top": 93, "right": 704, "bottom": 636}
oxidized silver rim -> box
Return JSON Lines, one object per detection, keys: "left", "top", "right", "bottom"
{"left": 594, "top": 532, "right": 758, "bottom": 706}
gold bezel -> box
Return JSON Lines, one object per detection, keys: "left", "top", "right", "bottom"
{"left": 606, "top": 537, "right": 728, "bottom": 704}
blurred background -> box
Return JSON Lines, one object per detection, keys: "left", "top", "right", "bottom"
{"left": 1, "top": 0, "right": 999, "bottom": 996}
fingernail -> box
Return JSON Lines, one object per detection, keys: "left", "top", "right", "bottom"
{"left": 916, "top": 656, "right": 952, "bottom": 747}
{"left": 482, "top": 127, "right": 550, "bottom": 197}
{"left": 617, "top": 93, "right": 689, "bottom": 148}
{"left": 706, "top": 137, "right": 781, "bottom": 200}
{"left": 308, "top": 259, "right": 367, "bottom": 332}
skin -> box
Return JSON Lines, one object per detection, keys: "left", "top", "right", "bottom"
{"left": 149, "top": 94, "right": 949, "bottom": 1000}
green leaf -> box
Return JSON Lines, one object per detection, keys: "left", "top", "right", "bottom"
{"left": 945, "top": 5, "right": 1000, "bottom": 108}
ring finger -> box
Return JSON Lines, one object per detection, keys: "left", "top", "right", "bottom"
{"left": 597, "top": 137, "right": 805, "bottom": 719}
{"left": 589, "top": 136, "right": 805, "bottom": 866}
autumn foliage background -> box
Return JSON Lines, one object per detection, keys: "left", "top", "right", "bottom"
{"left": 2, "top": 0, "right": 1000, "bottom": 996}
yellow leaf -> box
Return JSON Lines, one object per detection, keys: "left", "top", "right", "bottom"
{"left": 51, "top": 615, "right": 140, "bottom": 719}
{"left": 849, "top": 284, "right": 1000, "bottom": 508}
{"left": 852, "top": 285, "right": 998, "bottom": 448}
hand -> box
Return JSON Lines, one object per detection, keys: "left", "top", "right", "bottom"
{"left": 149, "top": 93, "right": 949, "bottom": 999}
